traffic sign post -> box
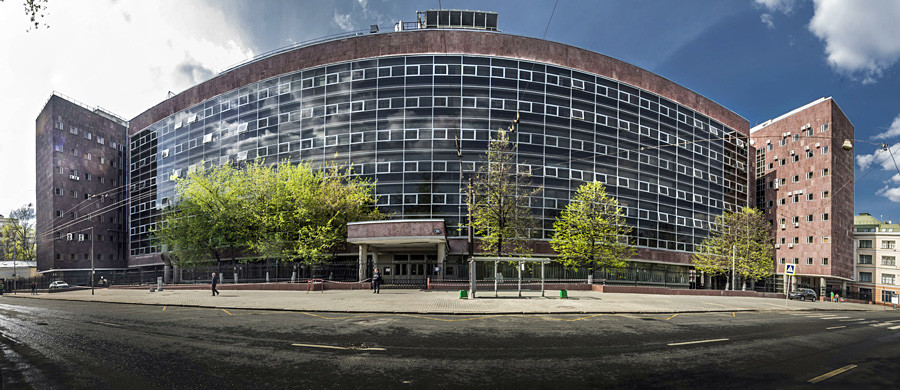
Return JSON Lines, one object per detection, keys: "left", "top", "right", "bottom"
{"left": 784, "top": 265, "right": 796, "bottom": 305}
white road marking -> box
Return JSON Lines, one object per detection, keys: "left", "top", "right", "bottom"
{"left": 807, "top": 364, "right": 857, "bottom": 384}
{"left": 90, "top": 321, "right": 121, "bottom": 327}
{"left": 839, "top": 318, "right": 866, "bottom": 322}
{"left": 887, "top": 325, "right": 900, "bottom": 330}
{"left": 820, "top": 316, "right": 850, "bottom": 320}
{"left": 825, "top": 326, "right": 845, "bottom": 330}
{"left": 871, "top": 322, "right": 890, "bottom": 327}
{"left": 667, "top": 338, "right": 729, "bottom": 346}
{"left": 291, "top": 343, "right": 386, "bottom": 351}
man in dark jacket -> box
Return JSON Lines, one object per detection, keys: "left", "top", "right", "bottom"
{"left": 211, "top": 272, "right": 220, "bottom": 296}
{"left": 372, "top": 269, "right": 383, "bottom": 294}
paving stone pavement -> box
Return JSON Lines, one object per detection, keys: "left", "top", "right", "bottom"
{"left": 4, "top": 288, "right": 890, "bottom": 314}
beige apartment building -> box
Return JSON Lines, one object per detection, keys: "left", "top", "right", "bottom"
{"left": 853, "top": 213, "right": 900, "bottom": 303}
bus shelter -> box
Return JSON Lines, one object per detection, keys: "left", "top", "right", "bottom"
{"left": 468, "top": 256, "right": 554, "bottom": 299}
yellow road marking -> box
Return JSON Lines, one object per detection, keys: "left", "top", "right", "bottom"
{"left": 666, "top": 314, "right": 679, "bottom": 320}
{"left": 291, "top": 343, "right": 386, "bottom": 351}
{"left": 162, "top": 306, "right": 166, "bottom": 311}
{"left": 732, "top": 312, "right": 735, "bottom": 317}
{"left": 826, "top": 326, "right": 845, "bottom": 330}
{"left": 668, "top": 338, "right": 729, "bottom": 346}
{"left": 222, "top": 309, "right": 233, "bottom": 315}
{"left": 808, "top": 364, "right": 857, "bottom": 384}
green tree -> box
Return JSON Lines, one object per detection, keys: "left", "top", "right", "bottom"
{"left": 692, "top": 207, "right": 774, "bottom": 289}
{"left": 155, "top": 160, "right": 381, "bottom": 268}
{"left": 252, "top": 162, "right": 381, "bottom": 265}
{"left": 551, "top": 181, "right": 633, "bottom": 272}
{"left": 155, "top": 162, "right": 258, "bottom": 269}
{"left": 470, "top": 125, "right": 540, "bottom": 257}
{"left": 1, "top": 204, "right": 36, "bottom": 262}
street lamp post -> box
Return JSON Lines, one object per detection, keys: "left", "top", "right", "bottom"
{"left": 90, "top": 226, "right": 94, "bottom": 295}
{"left": 12, "top": 228, "right": 17, "bottom": 295}
{"left": 456, "top": 136, "right": 476, "bottom": 298}
{"left": 731, "top": 244, "right": 736, "bottom": 291}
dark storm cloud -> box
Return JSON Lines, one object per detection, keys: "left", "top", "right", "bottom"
{"left": 174, "top": 56, "right": 216, "bottom": 85}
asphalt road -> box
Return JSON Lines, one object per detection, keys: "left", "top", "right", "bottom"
{"left": 0, "top": 298, "right": 899, "bottom": 389}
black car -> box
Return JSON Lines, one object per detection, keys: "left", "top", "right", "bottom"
{"left": 789, "top": 288, "right": 818, "bottom": 301}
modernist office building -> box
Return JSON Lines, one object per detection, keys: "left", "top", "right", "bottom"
{"left": 35, "top": 94, "right": 129, "bottom": 283}
{"left": 750, "top": 98, "right": 854, "bottom": 295}
{"left": 38, "top": 10, "right": 764, "bottom": 285}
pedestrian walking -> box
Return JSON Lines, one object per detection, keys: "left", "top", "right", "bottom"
{"left": 372, "top": 269, "right": 383, "bottom": 294}
{"left": 31, "top": 281, "right": 37, "bottom": 295}
{"left": 211, "top": 272, "right": 220, "bottom": 296}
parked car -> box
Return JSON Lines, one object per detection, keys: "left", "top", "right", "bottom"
{"left": 49, "top": 281, "right": 69, "bottom": 290}
{"left": 789, "top": 288, "right": 817, "bottom": 301}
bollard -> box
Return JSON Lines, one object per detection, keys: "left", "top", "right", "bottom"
{"left": 459, "top": 290, "right": 468, "bottom": 299}
{"left": 157, "top": 276, "right": 163, "bottom": 292}
{"left": 560, "top": 289, "right": 568, "bottom": 299}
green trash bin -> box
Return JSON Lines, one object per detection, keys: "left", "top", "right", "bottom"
{"left": 560, "top": 289, "right": 568, "bottom": 299}
{"left": 459, "top": 290, "right": 468, "bottom": 299}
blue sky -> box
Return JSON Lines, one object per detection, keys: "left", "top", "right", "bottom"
{"left": 1, "top": 0, "right": 899, "bottom": 220}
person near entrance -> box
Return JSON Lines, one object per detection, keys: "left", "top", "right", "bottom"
{"left": 372, "top": 269, "right": 383, "bottom": 294}
{"left": 31, "top": 281, "right": 37, "bottom": 295}
{"left": 211, "top": 272, "right": 220, "bottom": 296}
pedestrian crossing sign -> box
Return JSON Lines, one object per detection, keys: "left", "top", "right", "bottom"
{"left": 785, "top": 264, "right": 796, "bottom": 275}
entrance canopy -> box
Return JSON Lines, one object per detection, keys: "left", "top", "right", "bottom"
{"left": 348, "top": 219, "right": 449, "bottom": 281}
{"left": 468, "top": 256, "right": 554, "bottom": 298}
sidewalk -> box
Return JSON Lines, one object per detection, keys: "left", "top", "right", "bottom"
{"left": 3, "top": 288, "right": 886, "bottom": 314}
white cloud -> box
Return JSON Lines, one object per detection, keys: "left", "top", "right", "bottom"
{"left": 754, "top": 0, "right": 798, "bottom": 30}
{"left": 808, "top": 0, "right": 900, "bottom": 83}
{"left": 760, "top": 13, "right": 775, "bottom": 29}
{"left": 755, "top": 0, "right": 798, "bottom": 14}
{"left": 890, "top": 173, "right": 900, "bottom": 184}
{"left": 856, "top": 143, "right": 898, "bottom": 171}
{"left": 0, "top": 0, "right": 254, "bottom": 213}
{"left": 333, "top": 12, "right": 356, "bottom": 31}
{"left": 874, "top": 113, "right": 900, "bottom": 140}
{"left": 358, "top": 0, "right": 368, "bottom": 9}
{"left": 877, "top": 186, "right": 900, "bottom": 203}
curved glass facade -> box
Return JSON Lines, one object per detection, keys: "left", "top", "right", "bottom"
{"left": 130, "top": 54, "right": 750, "bottom": 257}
